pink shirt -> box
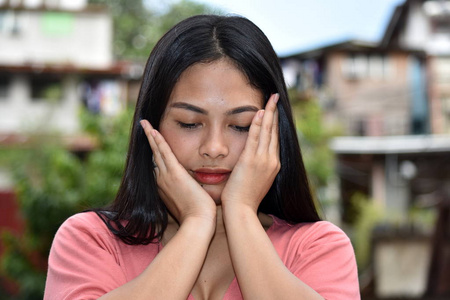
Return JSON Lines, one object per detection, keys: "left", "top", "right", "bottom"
{"left": 44, "top": 212, "right": 360, "bottom": 299}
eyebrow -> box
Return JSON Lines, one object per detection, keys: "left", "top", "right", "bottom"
{"left": 170, "top": 102, "right": 260, "bottom": 115}
{"left": 171, "top": 102, "right": 207, "bottom": 114}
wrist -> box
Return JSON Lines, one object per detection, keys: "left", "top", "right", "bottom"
{"left": 221, "top": 201, "right": 258, "bottom": 224}
{"left": 180, "top": 212, "right": 217, "bottom": 239}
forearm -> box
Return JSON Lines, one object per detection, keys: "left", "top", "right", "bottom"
{"left": 222, "top": 204, "right": 324, "bottom": 300}
{"left": 99, "top": 217, "right": 214, "bottom": 300}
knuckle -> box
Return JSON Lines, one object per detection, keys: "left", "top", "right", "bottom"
{"left": 268, "top": 158, "right": 280, "bottom": 171}
{"left": 276, "top": 161, "right": 281, "bottom": 172}
{"left": 263, "top": 123, "right": 272, "bottom": 132}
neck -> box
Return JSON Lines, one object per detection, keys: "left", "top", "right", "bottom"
{"left": 215, "top": 206, "right": 226, "bottom": 234}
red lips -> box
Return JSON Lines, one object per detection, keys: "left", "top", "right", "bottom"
{"left": 192, "top": 168, "right": 231, "bottom": 184}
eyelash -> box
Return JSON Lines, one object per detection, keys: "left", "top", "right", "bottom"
{"left": 231, "top": 125, "right": 250, "bottom": 133}
{"left": 176, "top": 122, "right": 250, "bottom": 133}
{"left": 177, "top": 122, "right": 200, "bottom": 130}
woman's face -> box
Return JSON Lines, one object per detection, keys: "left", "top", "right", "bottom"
{"left": 159, "top": 59, "right": 264, "bottom": 203}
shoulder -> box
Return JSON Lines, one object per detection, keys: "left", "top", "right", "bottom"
{"left": 61, "top": 211, "right": 106, "bottom": 226}
{"left": 46, "top": 212, "right": 132, "bottom": 299}
{"left": 268, "top": 217, "right": 360, "bottom": 299}
{"left": 58, "top": 211, "right": 109, "bottom": 233}
{"left": 268, "top": 217, "right": 357, "bottom": 276}
{"left": 53, "top": 211, "right": 116, "bottom": 249}
{"left": 268, "top": 217, "right": 351, "bottom": 249}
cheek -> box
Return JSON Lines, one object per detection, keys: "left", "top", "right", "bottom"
{"left": 230, "top": 134, "right": 248, "bottom": 158}
{"left": 160, "top": 129, "right": 196, "bottom": 162}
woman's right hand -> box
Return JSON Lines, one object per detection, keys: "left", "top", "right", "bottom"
{"left": 140, "top": 120, "right": 217, "bottom": 226}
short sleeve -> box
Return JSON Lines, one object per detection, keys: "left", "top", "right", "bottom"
{"left": 44, "top": 213, "right": 128, "bottom": 300}
{"left": 290, "top": 222, "right": 360, "bottom": 299}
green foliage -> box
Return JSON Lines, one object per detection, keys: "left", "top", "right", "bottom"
{"left": 0, "top": 108, "right": 133, "bottom": 299}
{"left": 153, "top": 0, "right": 219, "bottom": 38}
{"left": 350, "top": 193, "right": 437, "bottom": 274}
{"left": 89, "top": 0, "right": 217, "bottom": 60}
{"left": 290, "top": 90, "right": 338, "bottom": 191}
{"left": 408, "top": 204, "right": 437, "bottom": 233}
{"left": 0, "top": 144, "right": 85, "bottom": 299}
{"left": 351, "top": 193, "right": 384, "bottom": 271}
{"left": 90, "top": 0, "right": 155, "bottom": 60}
{"left": 1, "top": 231, "right": 46, "bottom": 300}
{"left": 79, "top": 108, "right": 133, "bottom": 209}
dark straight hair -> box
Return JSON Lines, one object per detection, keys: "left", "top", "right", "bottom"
{"left": 97, "top": 15, "right": 320, "bottom": 245}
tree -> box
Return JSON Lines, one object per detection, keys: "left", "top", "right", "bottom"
{"left": 289, "top": 89, "right": 340, "bottom": 212}
{"left": 89, "top": 0, "right": 217, "bottom": 60}
{"left": 0, "top": 109, "right": 132, "bottom": 299}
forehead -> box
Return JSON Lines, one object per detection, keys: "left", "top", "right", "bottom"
{"left": 167, "top": 59, "right": 264, "bottom": 110}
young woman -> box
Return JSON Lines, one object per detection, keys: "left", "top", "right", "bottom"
{"left": 44, "top": 15, "right": 360, "bottom": 300}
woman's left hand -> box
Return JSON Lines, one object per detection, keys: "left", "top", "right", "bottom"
{"left": 221, "top": 93, "right": 280, "bottom": 213}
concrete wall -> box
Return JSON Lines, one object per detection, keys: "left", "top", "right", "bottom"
{"left": 0, "top": 9, "right": 112, "bottom": 68}
{"left": 374, "top": 237, "right": 431, "bottom": 298}
{"left": 0, "top": 73, "right": 80, "bottom": 133}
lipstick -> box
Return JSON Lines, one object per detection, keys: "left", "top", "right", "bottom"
{"left": 192, "top": 168, "right": 231, "bottom": 185}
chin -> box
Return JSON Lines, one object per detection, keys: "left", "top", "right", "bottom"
{"left": 203, "top": 186, "right": 223, "bottom": 206}
{"left": 209, "top": 193, "right": 223, "bottom": 206}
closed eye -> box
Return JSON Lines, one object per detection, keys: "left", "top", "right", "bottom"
{"left": 231, "top": 125, "right": 250, "bottom": 133}
{"left": 177, "top": 122, "right": 201, "bottom": 130}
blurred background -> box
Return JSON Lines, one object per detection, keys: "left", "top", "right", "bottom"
{"left": 0, "top": 0, "right": 449, "bottom": 299}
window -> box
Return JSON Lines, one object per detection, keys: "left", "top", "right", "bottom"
{"left": 369, "top": 55, "right": 384, "bottom": 78}
{"left": 435, "top": 58, "right": 450, "bottom": 83}
{"left": 30, "top": 75, "right": 63, "bottom": 102}
{"left": 434, "top": 19, "right": 450, "bottom": 34}
{"left": 81, "top": 79, "right": 123, "bottom": 115}
{"left": 342, "top": 54, "right": 367, "bottom": 80}
{"left": 0, "top": 75, "right": 10, "bottom": 99}
{"left": 342, "top": 54, "right": 393, "bottom": 80}
{"left": 0, "top": 11, "right": 21, "bottom": 35}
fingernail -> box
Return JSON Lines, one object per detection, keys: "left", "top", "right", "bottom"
{"left": 151, "top": 129, "right": 157, "bottom": 137}
{"left": 140, "top": 120, "right": 147, "bottom": 129}
{"left": 273, "top": 93, "right": 280, "bottom": 104}
{"left": 258, "top": 110, "right": 265, "bottom": 118}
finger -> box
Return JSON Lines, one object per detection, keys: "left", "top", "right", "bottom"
{"left": 269, "top": 102, "right": 280, "bottom": 156}
{"left": 140, "top": 119, "right": 167, "bottom": 172}
{"left": 257, "top": 94, "right": 279, "bottom": 153}
{"left": 150, "top": 127, "right": 183, "bottom": 173}
{"left": 244, "top": 109, "right": 264, "bottom": 154}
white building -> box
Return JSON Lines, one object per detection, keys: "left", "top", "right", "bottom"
{"left": 0, "top": 0, "right": 133, "bottom": 135}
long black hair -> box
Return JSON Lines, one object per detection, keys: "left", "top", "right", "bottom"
{"left": 98, "top": 15, "right": 320, "bottom": 245}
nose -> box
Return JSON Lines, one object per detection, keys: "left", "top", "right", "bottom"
{"left": 199, "top": 126, "right": 229, "bottom": 159}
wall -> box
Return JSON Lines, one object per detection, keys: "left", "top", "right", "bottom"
{"left": 0, "top": 8, "right": 112, "bottom": 69}
{"left": 374, "top": 236, "right": 431, "bottom": 298}
{"left": 429, "top": 56, "right": 450, "bottom": 134}
{"left": 0, "top": 73, "right": 80, "bottom": 133}
{"left": 325, "top": 51, "right": 412, "bottom": 136}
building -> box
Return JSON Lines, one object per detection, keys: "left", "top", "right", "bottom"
{"left": 381, "top": 0, "right": 450, "bottom": 134}
{"left": 281, "top": 40, "right": 429, "bottom": 137}
{"left": 280, "top": 0, "right": 450, "bottom": 218}
{"left": 281, "top": 1, "right": 450, "bottom": 297}
{"left": 0, "top": 2, "right": 139, "bottom": 293}
{"left": 0, "top": 0, "right": 139, "bottom": 136}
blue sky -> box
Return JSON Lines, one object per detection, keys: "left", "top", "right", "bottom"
{"left": 189, "top": 0, "right": 406, "bottom": 56}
